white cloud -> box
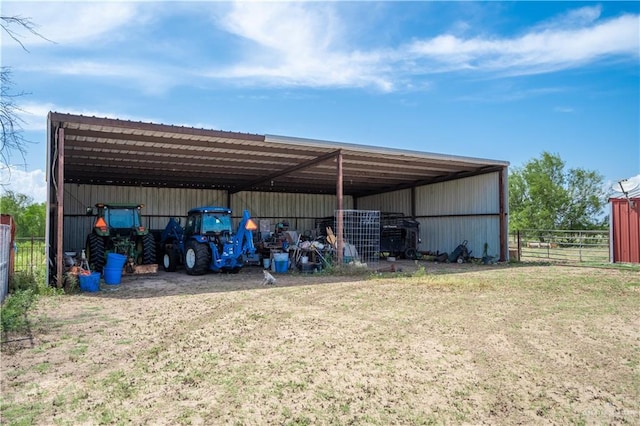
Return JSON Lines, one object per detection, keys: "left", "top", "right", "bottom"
{"left": 1, "top": 2, "right": 141, "bottom": 47}
{"left": 533, "top": 5, "right": 602, "bottom": 31}
{"left": 21, "top": 60, "right": 180, "bottom": 95}
{"left": 5, "top": 2, "right": 638, "bottom": 93}
{"left": 207, "top": 4, "right": 639, "bottom": 89}
{"left": 207, "top": 2, "right": 396, "bottom": 91}
{"left": 406, "top": 14, "right": 639, "bottom": 76}
{"left": 36, "top": 61, "right": 144, "bottom": 78}
{"left": 0, "top": 166, "right": 47, "bottom": 203}
{"left": 17, "top": 102, "right": 55, "bottom": 131}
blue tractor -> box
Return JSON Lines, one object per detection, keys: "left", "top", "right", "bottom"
{"left": 160, "top": 206, "right": 257, "bottom": 275}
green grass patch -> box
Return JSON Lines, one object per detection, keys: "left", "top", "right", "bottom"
{"left": 2, "top": 270, "right": 65, "bottom": 336}
{"left": 69, "top": 344, "right": 88, "bottom": 361}
{"left": 34, "top": 362, "right": 51, "bottom": 374}
{"left": 0, "top": 398, "right": 44, "bottom": 425}
{"left": 1, "top": 289, "right": 36, "bottom": 335}
{"left": 101, "top": 370, "right": 137, "bottom": 400}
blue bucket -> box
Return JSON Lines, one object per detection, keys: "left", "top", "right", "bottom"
{"left": 103, "top": 266, "right": 123, "bottom": 285}
{"left": 106, "top": 253, "right": 127, "bottom": 269}
{"left": 274, "top": 259, "right": 288, "bottom": 273}
{"left": 79, "top": 272, "right": 101, "bottom": 292}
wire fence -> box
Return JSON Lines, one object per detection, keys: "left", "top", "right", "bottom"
{"left": 510, "top": 229, "right": 609, "bottom": 263}
{"left": 14, "top": 237, "right": 47, "bottom": 275}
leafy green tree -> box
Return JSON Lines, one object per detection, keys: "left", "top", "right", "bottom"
{"left": 0, "top": 190, "right": 45, "bottom": 237}
{"left": 509, "top": 152, "right": 607, "bottom": 231}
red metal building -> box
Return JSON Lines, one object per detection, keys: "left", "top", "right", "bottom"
{"left": 610, "top": 196, "right": 640, "bottom": 264}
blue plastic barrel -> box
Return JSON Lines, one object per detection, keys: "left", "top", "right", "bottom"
{"left": 106, "top": 253, "right": 127, "bottom": 269}
{"left": 274, "top": 259, "right": 288, "bottom": 273}
{"left": 103, "top": 267, "right": 123, "bottom": 285}
{"left": 79, "top": 272, "right": 101, "bottom": 292}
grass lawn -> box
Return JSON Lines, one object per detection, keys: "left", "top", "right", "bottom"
{"left": 1, "top": 262, "right": 639, "bottom": 425}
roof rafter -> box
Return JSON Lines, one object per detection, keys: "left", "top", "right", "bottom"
{"left": 230, "top": 149, "right": 342, "bottom": 194}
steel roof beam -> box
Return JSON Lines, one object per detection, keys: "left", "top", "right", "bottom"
{"left": 229, "top": 149, "right": 342, "bottom": 194}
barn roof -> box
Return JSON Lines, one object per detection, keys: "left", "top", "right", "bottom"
{"left": 48, "top": 112, "right": 509, "bottom": 198}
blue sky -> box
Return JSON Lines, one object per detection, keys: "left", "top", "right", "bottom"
{"left": 1, "top": 1, "right": 638, "bottom": 204}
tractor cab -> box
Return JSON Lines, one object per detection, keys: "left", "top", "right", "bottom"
{"left": 186, "top": 207, "right": 233, "bottom": 236}
{"left": 186, "top": 207, "right": 235, "bottom": 249}
{"left": 88, "top": 203, "right": 147, "bottom": 237}
{"left": 85, "top": 203, "right": 156, "bottom": 272}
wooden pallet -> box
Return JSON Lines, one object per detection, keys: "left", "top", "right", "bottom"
{"left": 127, "top": 264, "right": 158, "bottom": 275}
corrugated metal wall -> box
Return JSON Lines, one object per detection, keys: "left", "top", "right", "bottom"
{"left": 357, "top": 189, "right": 412, "bottom": 215}
{"left": 232, "top": 191, "right": 353, "bottom": 235}
{"left": 417, "top": 173, "right": 502, "bottom": 257}
{"left": 63, "top": 184, "right": 353, "bottom": 252}
{"left": 421, "top": 217, "right": 501, "bottom": 258}
{"left": 610, "top": 198, "right": 640, "bottom": 263}
{"left": 358, "top": 172, "right": 503, "bottom": 258}
{"left": 63, "top": 172, "right": 503, "bottom": 259}
{"left": 416, "top": 173, "right": 500, "bottom": 216}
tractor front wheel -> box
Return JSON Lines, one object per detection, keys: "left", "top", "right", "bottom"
{"left": 185, "top": 241, "right": 210, "bottom": 275}
{"left": 163, "top": 244, "right": 178, "bottom": 272}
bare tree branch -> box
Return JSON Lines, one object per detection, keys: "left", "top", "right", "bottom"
{"left": 0, "top": 15, "right": 54, "bottom": 172}
{"left": 1, "top": 15, "right": 54, "bottom": 52}
{"left": 1, "top": 67, "right": 30, "bottom": 169}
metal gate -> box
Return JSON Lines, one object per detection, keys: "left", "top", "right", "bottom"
{"left": 511, "top": 229, "right": 609, "bottom": 263}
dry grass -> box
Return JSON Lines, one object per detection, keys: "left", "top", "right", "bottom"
{"left": 1, "top": 262, "right": 639, "bottom": 425}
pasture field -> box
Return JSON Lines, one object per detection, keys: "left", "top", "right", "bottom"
{"left": 1, "top": 262, "right": 639, "bottom": 425}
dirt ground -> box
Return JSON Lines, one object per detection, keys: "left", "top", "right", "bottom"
{"left": 2, "top": 261, "right": 639, "bottom": 425}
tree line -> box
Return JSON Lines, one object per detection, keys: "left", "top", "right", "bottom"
{"left": 0, "top": 191, "right": 45, "bottom": 237}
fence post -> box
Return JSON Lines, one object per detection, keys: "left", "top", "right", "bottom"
{"left": 579, "top": 231, "right": 583, "bottom": 262}
{"left": 546, "top": 232, "right": 550, "bottom": 259}
{"left": 30, "top": 236, "right": 35, "bottom": 274}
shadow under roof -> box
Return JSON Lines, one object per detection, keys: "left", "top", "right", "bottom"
{"left": 48, "top": 112, "right": 509, "bottom": 198}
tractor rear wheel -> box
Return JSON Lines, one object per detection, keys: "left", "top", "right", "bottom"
{"left": 86, "top": 233, "right": 105, "bottom": 273}
{"left": 185, "top": 240, "right": 210, "bottom": 275}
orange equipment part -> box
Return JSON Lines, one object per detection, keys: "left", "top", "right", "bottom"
{"left": 95, "top": 217, "right": 107, "bottom": 231}
{"left": 245, "top": 219, "right": 258, "bottom": 231}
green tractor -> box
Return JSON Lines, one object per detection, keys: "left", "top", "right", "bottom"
{"left": 85, "top": 203, "right": 156, "bottom": 272}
